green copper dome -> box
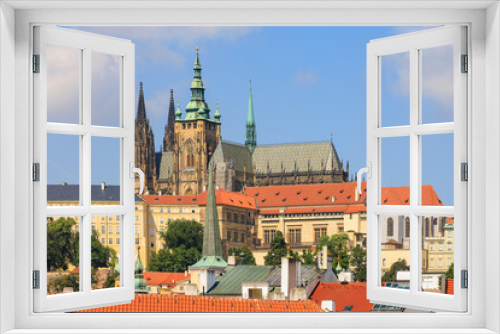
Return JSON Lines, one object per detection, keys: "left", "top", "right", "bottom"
{"left": 214, "top": 103, "right": 221, "bottom": 122}
{"left": 184, "top": 48, "right": 211, "bottom": 120}
{"left": 134, "top": 249, "right": 148, "bottom": 293}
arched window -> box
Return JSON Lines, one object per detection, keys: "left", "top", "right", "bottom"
{"left": 405, "top": 217, "right": 410, "bottom": 238}
{"left": 425, "top": 218, "right": 430, "bottom": 237}
{"left": 185, "top": 141, "right": 194, "bottom": 168}
{"left": 387, "top": 218, "right": 394, "bottom": 237}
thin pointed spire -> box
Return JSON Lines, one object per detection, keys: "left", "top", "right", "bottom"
{"left": 136, "top": 82, "right": 147, "bottom": 122}
{"left": 163, "top": 89, "right": 176, "bottom": 152}
{"left": 245, "top": 80, "right": 257, "bottom": 154}
{"left": 185, "top": 46, "right": 209, "bottom": 120}
{"left": 214, "top": 102, "right": 221, "bottom": 121}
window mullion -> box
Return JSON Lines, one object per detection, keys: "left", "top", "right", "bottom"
{"left": 409, "top": 46, "right": 420, "bottom": 294}
{"left": 81, "top": 47, "right": 92, "bottom": 294}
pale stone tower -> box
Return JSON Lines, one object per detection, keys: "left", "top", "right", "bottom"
{"left": 173, "top": 47, "right": 221, "bottom": 195}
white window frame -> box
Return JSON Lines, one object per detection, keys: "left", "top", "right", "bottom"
{"left": 366, "top": 26, "right": 467, "bottom": 312}
{"left": 32, "top": 26, "right": 136, "bottom": 313}
{"left": 1, "top": 2, "right": 498, "bottom": 333}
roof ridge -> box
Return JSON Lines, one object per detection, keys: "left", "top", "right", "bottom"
{"left": 255, "top": 140, "right": 333, "bottom": 147}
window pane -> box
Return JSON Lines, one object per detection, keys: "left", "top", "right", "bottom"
{"left": 381, "top": 137, "right": 410, "bottom": 205}
{"left": 421, "top": 134, "right": 454, "bottom": 206}
{"left": 381, "top": 52, "right": 410, "bottom": 127}
{"left": 91, "top": 137, "right": 121, "bottom": 205}
{"left": 421, "top": 216, "right": 454, "bottom": 295}
{"left": 47, "top": 134, "right": 80, "bottom": 206}
{"left": 46, "top": 216, "right": 80, "bottom": 295}
{"left": 421, "top": 45, "right": 454, "bottom": 124}
{"left": 91, "top": 52, "right": 121, "bottom": 127}
{"left": 91, "top": 215, "right": 120, "bottom": 290}
{"left": 380, "top": 215, "right": 411, "bottom": 289}
{"left": 47, "top": 44, "right": 81, "bottom": 124}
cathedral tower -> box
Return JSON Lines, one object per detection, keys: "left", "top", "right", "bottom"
{"left": 135, "top": 82, "right": 157, "bottom": 194}
{"left": 245, "top": 81, "right": 257, "bottom": 154}
{"left": 163, "top": 89, "right": 176, "bottom": 152}
{"left": 173, "top": 48, "right": 221, "bottom": 196}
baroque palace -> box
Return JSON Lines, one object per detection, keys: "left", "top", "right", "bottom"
{"left": 135, "top": 48, "right": 350, "bottom": 196}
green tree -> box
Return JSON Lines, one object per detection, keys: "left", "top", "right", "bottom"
{"left": 46, "top": 217, "right": 79, "bottom": 271}
{"left": 90, "top": 232, "right": 117, "bottom": 269}
{"left": 382, "top": 259, "right": 410, "bottom": 282}
{"left": 350, "top": 246, "right": 367, "bottom": 282}
{"left": 318, "top": 233, "right": 350, "bottom": 270}
{"left": 47, "top": 273, "right": 79, "bottom": 293}
{"left": 446, "top": 263, "right": 454, "bottom": 279}
{"left": 148, "top": 246, "right": 200, "bottom": 272}
{"left": 264, "top": 230, "right": 288, "bottom": 266}
{"left": 301, "top": 248, "right": 317, "bottom": 265}
{"left": 228, "top": 245, "right": 256, "bottom": 265}
{"left": 161, "top": 219, "right": 203, "bottom": 251}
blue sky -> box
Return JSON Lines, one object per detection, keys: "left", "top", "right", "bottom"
{"left": 47, "top": 26, "right": 454, "bottom": 206}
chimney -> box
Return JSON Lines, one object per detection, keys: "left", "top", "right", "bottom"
{"left": 101, "top": 182, "right": 106, "bottom": 190}
{"left": 228, "top": 255, "right": 237, "bottom": 267}
{"left": 355, "top": 187, "right": 360, "bottom": 202}
{"left": 321, "top": 300, "right": 336, "bottom": 312}
{"left": 62, "top": 182, "right": 68, "bottom": 186}
{"left": 281, "top": 257, "right": 299, "bottom": 299}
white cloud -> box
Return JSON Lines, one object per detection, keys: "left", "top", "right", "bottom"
{"left": 384, "top": 45, "right": 453, "bottom": 120}
{"left": 292, "top": 69, "right": 319, "bottom": 86}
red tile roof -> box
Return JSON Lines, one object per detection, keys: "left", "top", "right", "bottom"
{"left": 140, "top": 189, "right": 257, "bottom": 210}
{"left": 197, "top": 188, "right": 257, "bottom": 210}
{"left": 310, "top": 282, "right": 374, "bottom": 312}
{"left": 143, "top": 272, "right": 190, "bottom": 287}
{"left": 446, "top": 279, "right": 454, "bottom": 295}
{"left": 74, "top": 294, "right": 324, "bottom": 313}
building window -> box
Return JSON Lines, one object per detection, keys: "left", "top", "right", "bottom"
{"left": 387, "top": 218, "right": 394, "bottom": 237}
{"left": 264, "top": 230, "right": 276, "bottom": 245}
{"left": 150, "top": 218, "right": 154, "bottom": 224}
{"left": 116, "top": 215, "right": 120, "bottom": 221}
{"left": 167, "top": 208, "right": 171, "bottom": 213}
{"left": 135, "top": 215, "right": 139, "bottom": 222}
{"left": 448, "top": 257, "right": 452, "bottom": 267}
{"left": 160, "top": 208, "right": 163, "bottom": 213}
{"left": 116, "top": 226, "right": 120, "bottom": 235}
{"left": 430, "top": 259, "right": 434, "bottom": 268}
{"left": 227, "top": 231, "right": 232, "bottom": 241}
{"left": 160, "top": 218, "right": 164, "bottom": 225}
{"left": 430, "top": 243, "right": 434, "bottom": 251}
{"left": 135, "top": 226, "right": 139, "bottom": 235}
{"left": 288, "top": 229, "right": 302, "bottom": 244}
{"left": 135, "top": 238, "right": 139, "bottom": 245}
{"left": 425, "top": 218, "right": 430, "bottom": 237}
{"left": 192, "top": 209, "right": 196, "bottom": 213}
{"left": 438, "top": 258, "right": 443, "bottom": 268}
{"left": 101, "top": 216, "right": 105, "bottom": 222}
{"left": 150, "top": 227, "right": 155, "bottom": 237}
{"left": 439, "top": 244, "right": 443, "bottom": 251}
{"left": 433, "top": 218, "right": 438, "bottom": 237}
{"left": 383, "top": 258, "right": 386, "bottom": 267}
{"left": 108, "top": 225, "right": 113, "bottom": 234}
{"left": 101, "top": 226, "right": 106, "bottom": 234}
{"left": 109, "top": 238, "right": 113, "bottom": 245}
{"left": 92, "top": 225, "right": 96, "bottom": 233}
{"left": 101, "top": 238, "right": 105, "bottom": 244}
{"left": 314, "top": 227, "right": 327, "bottom": 243}
{"left": 151, "top": 243, "right": 155, "bottom": 248}
{"left": 241, "top": 233, "right": 245, "bottom": 243}
{"left": 116, "top": 238, "right": 120, "bottom": 245}
{"left": 179, "top": 208, "right": 183, "bottom": 213}
{"left": 405, "top": 217, "right": 410, "bottom": 238}
{"left": 448, "top": 243, "right": 452, "bottom": 251}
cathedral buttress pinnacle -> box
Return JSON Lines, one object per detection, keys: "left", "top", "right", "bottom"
{"left": 245, "top": 80, "right": 257, "bottom": 154}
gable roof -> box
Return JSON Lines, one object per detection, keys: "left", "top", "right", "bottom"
{"left": 252, "top": 141, "right": 341, "bottom": 174}
{"left": 211, "top": 141, "right": 254, "bottom": 173}
{"left": 143, "top": 272, "right": 190, "bottom": 287}
{"left": 266, "top": 265, "right": 321, "bottom": 287}
{"left": 208, "top": 266, "right": 274, "bottom": 295}
{"left": 74, "top": 294, "right": 323, "bottom": 313}
{"left": 156, "top": 151, "right": 174, "bottom": 181}
{"left": 310, "top": 282, "right": 375, "bottom": 312}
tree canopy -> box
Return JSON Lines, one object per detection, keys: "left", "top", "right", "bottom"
{"left": 317, "top": 233, "right": 350, "bottom": 270}
{"left": 382, "top": 259, "right": 410, "bottom": 282}
{"left": 350, "top": 246, "right": 367, "bottom": 282}
{"left": 228, "top": 245, "right": 256, "bottom": 265}
{"left": 47, "top": 217, "right": 79, "bottom": 271}
{"left": 148, "top": 219, "right": 203, "bottom": 272}
{"left": 264, "top": 230, "right": 289, "bottom": 266}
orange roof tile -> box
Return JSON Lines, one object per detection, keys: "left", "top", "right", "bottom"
{"left": 141, "top": 195, "right": 198, "bottom": 205}
{"left": 143, "top": 272, "right": 191, "bottom": 286}
{"left": 446, "top": 279, "right": 454, "bottom": 295}
{"left": 310, "top": 282, "right": 374, "bottom": 312}
{"left": 73, "top": 294, "right": 324, "bottom": 313}
{"left": 198, "top": 188, "right": 257, "bottom": 210}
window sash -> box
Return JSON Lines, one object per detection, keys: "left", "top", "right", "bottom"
{"left": 32, "top": 25, "right": 135, "bottom": 313}
{"left": 366, "top": 26, "right": 467, "bottom": 312}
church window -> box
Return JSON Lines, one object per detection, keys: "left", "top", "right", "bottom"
{"left": 186, "top": 142, "right": 195, "bottom": 168}
{"left": 387, "top": 218, "right": 394, "bottom": 237}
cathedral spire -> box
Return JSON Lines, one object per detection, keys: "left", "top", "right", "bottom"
{"left": 163, "top": 89, "right": 176, "bottom": 152}
{"left": 190, "top": 162, "right": 227, "bottom": 269}
{"left": 136, "top": 82, "right": 147, "bottom": 123}
{"left": 185, "top": 47, "right": 210, "bottom": 120}
{"left": 245, "top": 80, "right": 257, "bottom": 154}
